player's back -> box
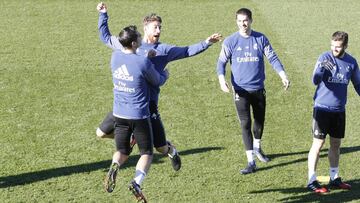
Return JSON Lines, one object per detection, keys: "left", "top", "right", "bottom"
{"left": 111, "top": 50, "right": 153, "bottom": 120}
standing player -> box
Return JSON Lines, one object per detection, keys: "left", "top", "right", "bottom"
{"left": 104, "top": 25, "right": 168, "bottom": 202}
{"left": 307, "top": 31, "right": 360, "bottom": 193}
{"left": 96, "top": 2, "right": 222, "bottom": 171}
{"left": 216, "top": 8, "right": 290, "bottom": 174}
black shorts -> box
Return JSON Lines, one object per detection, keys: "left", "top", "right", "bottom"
{"left": 114, "top": 117, "right": 153, "bottom": 155}
{"left": 234, "top": 88, "right": 266, "bottom": 122}
{"left": 99, "top": 112, "right": 115, "bottom": 135}
{"left": 312, "top": 108, "right": 345, "bottom": 139}
{"left": 99, "top": 101, "right": 168, "bottom": 148}
{"left": 149, "top": 101, "right": 167, "bottom": 148}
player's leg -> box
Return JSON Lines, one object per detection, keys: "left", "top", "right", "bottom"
{"left": 250, "top": 89, "right": 269, "bottom": 162}
{"left": 96, "top": 112, "right": 115, "bottom": 139}
{"left": 104, "top": 117, "right": 132, "bottom": 193}
{"left": 97, "top": 112, "right": 136, "bottom": 152}
{"left": 234, "top": 90, "right": 256, "bottom": 174}
{"left": 150, "top": 101, "right": 181, "bottom": 171}
{"left": 328, "top": 112, "right": 350, "bottom": 189}
{"left": 328, "top": 136, "right": 341, "bottom": 184}
{"left": 129, "top": 118, "right": 154, "bottom": 202}
{"left": 308, "top": 138, "right": 325, "bottom": 184}
{"left": 307, "top": 108, "right": 328, "bottom": 193}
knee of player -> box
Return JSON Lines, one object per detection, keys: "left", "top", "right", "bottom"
{"left": 329, "top": 138, "right": 341, "bottom": 148}
{"left": 310, "top": 138, "right": 325, "bottom": 151}
{"left": 240, "top": 122, "right": 251, "bottom": 130}
{"left": 141, "top": 153, "right": 154, "bottom": 160}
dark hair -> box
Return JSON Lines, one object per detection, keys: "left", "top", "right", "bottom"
{"left": 118, "top": 25, "right": 141, "bottom": 48}
{"left": 143, "top": 13, "right": 162, "bottom": 26}
{"left": 332, "top": 31, "right": 348, "bottom": 47}
{"left": 236, "top": 8, "right": 252, "bottom": 20}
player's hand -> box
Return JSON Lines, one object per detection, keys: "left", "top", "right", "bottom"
{"left": 206, "top": 33, "right": 222, "bottom": 44}
{"left": 278, "top": 71, "right": 290, "bottom": 90}
{"left": 147, "top": 49, "right": 156, "bottom": 58}
{"left": 220, "top": 81, "right": 230, "bottom": 93}
{"left": 320, "top": 60, "right": 334, "bottom": 71}
{"left": 218, "top": 75, "right": 230, "bottom": 93}
{"left": 97, "top": 2, "right": 107, "bottom": 13}
{"left": 282, "top": 78, "right": 290, "bottom": 90}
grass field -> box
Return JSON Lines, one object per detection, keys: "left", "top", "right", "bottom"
{"left": 1, "top": 0, "right": 360, "bottom": 202}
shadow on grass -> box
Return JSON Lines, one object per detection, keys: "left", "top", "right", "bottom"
{"left": 249, "top": 178, "right": 360, "bottom": 202}
{"left": 268, "top": 146, "right": 360, "bottom": 159}
{"left": 0, "top": 146, "right": 223, "bottom": 188}
{"left": 257, "top": 146, "right": 360, "bottom": 172}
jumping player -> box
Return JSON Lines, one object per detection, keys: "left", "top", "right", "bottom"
{"left": 104, "top": 25, "right": 168, "bottom": 202}
{"left": 96, "top": 2, "right": 222, "bottom": 172}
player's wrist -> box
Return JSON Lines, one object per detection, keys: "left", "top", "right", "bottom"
{"left": 278, "top": 71, "right": 288, "bottom": 81}
{"left": 218, "top": 74, "right": 226, "bottom": 83}
{"left": 316, "top": 66, "right": 325, "bottom": 74}
{"left": 205, "top": 39, "right": 213, "bottom": 45}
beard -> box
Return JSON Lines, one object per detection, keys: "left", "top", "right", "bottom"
{"left": 150, "top": 34, "right": 160, "bottom": 43}
{"left": 333, "top": 49, "right": 345, "bottom": 58}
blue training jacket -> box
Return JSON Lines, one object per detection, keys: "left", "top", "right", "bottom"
{"left": 111, "top": 50, "right": 167, "bottom": 119}
{"left": 217, "top": 31, "right": 284, "bottom": 91}
{"left": 312, "top": 51, "right": 360, "bottom": 112}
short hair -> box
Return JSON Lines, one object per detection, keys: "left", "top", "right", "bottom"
{"left": 143, "top": 13, "right": 162, "bottom": 26}
{"left": 332, "top": 31, "right": 348, "bottom": 47}
{"left": 236, "top": 8, "right": 252, "bottom": 20}
{"left": 118, "top": 25, "right": 141, "bottom": 48}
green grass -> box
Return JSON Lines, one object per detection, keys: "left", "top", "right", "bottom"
{"left": 1, "top": 0, "right": 360, "bottom": 202}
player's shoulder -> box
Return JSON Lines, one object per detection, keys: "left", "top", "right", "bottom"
{"left": 344, "top": 52, "right": 357, "bottom": 63}
{"left": 135, "top": 53, "right": 150, "bottom": 62}
{"left": 112, "top": 49, "right": 124, "bottom": 57}
{"left": 223, "top": 32, "right": 240, "bottom": 44}
{"left": 135, "top": 54, "right": 152, "bottom": 67}
{"left": 150, "top": 41, "right": 167, "bottom": 47}
{"left": 250, "top": 30, "right": 268, "bottom": 41}
{"left": 318, "top": 51, "right": 332, "bottom": 59}
{"left": 149, "top": 42, "right": 173, "bottom": 54}
{"left": 225, "top": 32, "right": 239, "bottom": 39}
{"left": 251, "top": 30, "right": 264, "bottom": 36}
{"left": 156, "top": 42, "right": 167, "bottom": 46}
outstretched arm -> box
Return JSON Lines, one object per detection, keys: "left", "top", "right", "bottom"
{"left": 97, "top": 2, "right": 107, "bottom": 14}
{"left": 166, "top": 33, "right": 222, "bottom": 62}
{"left": 97, "top": 2, "right": 123, "bottom": 50}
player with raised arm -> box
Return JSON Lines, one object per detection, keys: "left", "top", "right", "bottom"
{"left": 96, "top": 2, "right": 222, "bottom": 172}
{"left": 104, "top": 25, "right": 168, "bottom": 202}
{"left": 216, "top": 8, "right": 290, "bottom": 175}
{"left": 307, "top": 31, "right": 360, "bottom": 194}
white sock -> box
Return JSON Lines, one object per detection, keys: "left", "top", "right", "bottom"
{"left": 112, "top": 160, "right": 120, "bottom": 167}
{"left": 253, "top": 139, "right": 261, "bottom": 150}
{"left": 308, "top": 171, "right": 317, "bottom": 184}
{"left": 246, "top": 150, "right": 254, "bottom": 163}
{"left": 329, "top": 167, "right": 339, "bottom": 181}
{"left": 134, "top": 170, "right": 146, "bottom": 186}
